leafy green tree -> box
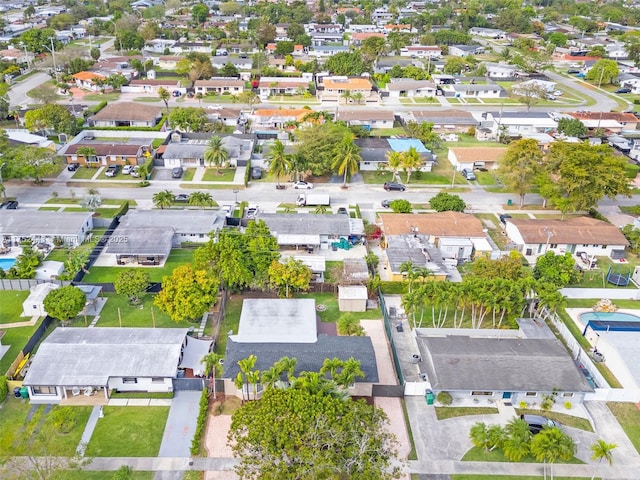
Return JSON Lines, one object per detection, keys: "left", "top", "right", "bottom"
{"left": 621, "top": 225, "right": 640, "bottom": 254}
{"left": 469, "top": 251, "right": 528, "bottom": 281}
{"left": 191, "top": 3, "right": 209, "bottom": 24}
{"left": 389, "top": 199, "right": 412, "bottom": 213}
{"left": 114, "top": 269, "right": 150, "bottom": 304}
{"left": 152, "top": 190, "right": 175, "bottom": 209}
{"left": 337, "top": 313, "right": 365, "bottom": 336}
{"left": 325, "top": 51, "right": 370, "bottom": 75}
{"left": 2, "top": 146, "right": 59, "bottom": 184}
{"left": 532, "top": 251, "right": 580, "bottom": 287}
{"left": 547, "top": 32, "right": 568, "bottom": 47}
{"left": 169, "top": 107, "right": 207, "bottom": 132}
{"left": 116, "top": 30, "right": 145, "bottom": 51}
{"left": 155, "top": 264, "right": 218, "bottom": 322}
{"left": 557, "top": 118, "right": 588, "bottom": 138}
{"left": 44, "top": 286, "right": 86, "bottom": 322}
{"left": 268, "top": 258, "right": 312, "bottom": 297}
{"left": 19, "top": 28, "right": 59, "bottom": 54}
{"left": 498, "top": 138, "right": 543, "bottom": 208}
{"left": 221, "top": 62, "right": 239, "bottom": 77}
{"left": 275, "top": 41, "right": 294, "bottom": 55}
{"left": 444, "top": 57, "right": 467, "bottom": 75}
{"left": 295, "top": 122, "right": 352, "bottom": 175}
{"left": 11, "top": 241, "right": 42, "bottom": 279}
{"left": 404, "top": 121, "right": 440, "bottom": 150}
{"left": 530, "top": 427, "right": 576, "bottom": 479}
{"left": 511, "top": 82, "right": 547, "bottom": 111}
{"left": 586, "top": 59, "right": 619, "bottom": 86}
{"left": 332, "top": 133, "right": 361, "bottom": 187}
{"left": 429, "top": 192, "right": 466, "bottom": 212}
{"left": 266, "top": 139, "right": 290, "bottom": 187}
{"left": 256, "top": 23, "right": 276, "bottom": 46}
{"left": 24, "top": 104, "right": 77, "bottom": 134}
{"left": 204, "top": 135, "right": 229, "bottom": 173}
{"left": 590, "top": 439, "right": 617, "bottom": 480}
{"left": 229, "top": 387, "right": 401, "bottom": 479}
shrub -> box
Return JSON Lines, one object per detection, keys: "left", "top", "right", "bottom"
{"left": 624, "top": 163, "right": 640, "bottom": 179}
{"left": 519, "top": 401, "right": 528, "bottom": 409}
{"left": 139, "top": 180, "right": 150, "bottom": 187}
{"left": 564, "top": 401, "right": 572, "bottom": 410}
{"left": 244, "top": 158, "right": 251, "bottom": 187}
{"left": 0, "top": 375, "right": 7, "bottom": 401}
{"left": 190, "top": 389, "right": 210, "bottom": 455}
{"left": 437, "top": 391, "right": 453, "bottom": 406}
{"left": 50, "top": 407, "right": 76, "bottom": 434}
{"left": 379, "top": 281, "right": 408, "bottom": 294}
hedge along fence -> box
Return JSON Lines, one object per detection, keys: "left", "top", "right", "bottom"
{"left": 244, "top": 158, "right": 251, "bottom": 187}
{"left": 84, "top": 100, "right": 108, "bottom": 118}
{"left": 190, "top": 388, "right": 210, "bottom": 455}
{"left": 114, "top": 200, "right": 130, "bottom": 218}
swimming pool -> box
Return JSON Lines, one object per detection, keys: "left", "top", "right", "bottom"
{"left": 0, "top": 258, "right": 16, "bottom": 271}
{"left": 580, "top": 311, "right": 640, "bottom": 333}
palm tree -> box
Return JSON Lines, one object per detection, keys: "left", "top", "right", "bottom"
{"left": 266, "top": 139, "right": 290, "bottom": 187}
{"left": 82, "top": 193, "right": 102, "bottom": 212}
{"left": 158, "top": 87, "right": 170, "bottom": 113}
{"left": 401, "top": 146, "right": 423, "bottom": 184}
{"left": 261, "top": 366, "right": 283, "bottom": 390}
{"left": 275, "top": 356, "right": 297, "bottom": 384}
{"left": 530, "top": 427, "right": 576, "bottom": 480}
{"left": 487, "top": 424, "right": 505, "bottom": 452}
{"left": 204, "top": 135, "right": 229, "bottom": 174}
{"left": 351, "top": 91, "right": 364, "bottom": 105}
{"left": 288, "top": 152, "right": 308, "bottom": 182}
{"left": 320, "top": 357, "right": 344, "bottom": 380}
{"left": 502, "top": 417, "right": 532, "bottom": 462}
{"left": 236, "top": 355, "right": 257, "bottom": 403}
{"left": 386, "top": 150, "right": 403, "bottom": 182}
{"left": 469, "top": 422, "right": 489, "bottom": 451}
{"left": 331, "top": 134, "right": 361, "bottom": 188}
{"left": 202, "top": 352, "right": 223, "bottom": 397}
{"left": 334, "top": 357, "right": 364, "bottom": 390}
{"left": 590, "top": 439, "right": 617, "bottom": 480}
{"left": 188, "top": 191, "right": 213, "bottom": 208}
{"left": 152, "top": 190, "right": 175, "bottom": 209}
{"left": 340, "top": 89, "right": 352, "bottom": 104}
{"left": 314, "top": 205, "right": 328, "bottom": 214}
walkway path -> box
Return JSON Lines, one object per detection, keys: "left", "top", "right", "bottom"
{"left": 0, "top": 315, "right": 39, "bottom": 329}
{"left": 76, "top": 405, "right": 102, "bottom": 456}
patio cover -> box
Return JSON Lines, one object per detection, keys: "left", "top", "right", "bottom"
{"left": 178, "top": 337, "right": 213, "bottom": 376}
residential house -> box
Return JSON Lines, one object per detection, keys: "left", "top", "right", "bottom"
{"left": 385, "top": 79, "right": 436, "bottom": 98}
{"left": 567, "top": 112, "right": 639, "bottom": 133}
{"left": 504, "top": 217, "right": 629, "bottom": 262}
{"left": 258, "top": 76, "right": 311, "bottom": 99}
{"left": 477, "top": 111, "right": 558, "bottom": 139}
{"left": 211, "top": 57, "right": 253, "bottom": 71}
{"left": 88, "top": 102, "right": 163, "bottom": 128}
{"left": 161, "top": 132, "right": 254, "bottom": 168}
{"left": 256, "top": 213, "right": 364, "bottom": 250}
{"left": 0, "top": 211, "right": 93, "bottom": 247}
{"left": 5, "top": 130, "right": 55, "bottom": 150}
{"left": 399, "top": 45, "right": 442, "bottom": 58}
{"left": 156, "top": 55, "right": 182, "bottom": 69}
{"left": 355, "top": 137, "right": 436, "bottom": 172}
{"left": 469, "top": 27, "right": 505, "bottom": 38}
{"left": 308, "top": 45, "right": 350, "bottom": 58}
{"left": 318, "top": 76, "right": 377, "bottom": 104}
{"left": 349, "top": 32, "right": 385, "bottom": 47}
{"left": 250, "top": 108, "right": 310, "bottom": 132}
{"left": 449, "top": 83, "right": 506, "bottom": 99}
{"left": 71, "top": 71, "right": 106, "bottom": 91}
{"left": 415, "top": 320, "right": 593, "bottom": 403}
{"left": 122, "top": 78, "right": 183, "bottom": 94}
{"left": 485, "top": 62, "right": 518, "bottom": 79}
{"left": 22, "top": 328, "right": 206, "bottom": 403}
{"left": 448, "top": 146, "right": 507, "bottom": 171}
{"left": 309, "top": 32, "right": 344, "bottom": 47}
{"left": 513, "top": 79, "right": 557, "bottom": 94}
{"left": 448, "top": 45, "right": 484, "bottom": 57}
{"left": 222, "top": 299, "right": 379, "bottom": 399}
{"left": 193, "top": 78, "right": 244, "bottom": 96}
{"left": 403, "top": 109, "right": 478, "bottom": 133}
{"left": 336, "top": 110, "right": 395, "bottom": 129}
{"left": 144, "top": 39, "right": 176, "bottom": 54}
{"left": 618, "top": 73, "right": 640, "bottom": 93}
{"left": 170, "top": 41, "right": 210, "bottom": 54}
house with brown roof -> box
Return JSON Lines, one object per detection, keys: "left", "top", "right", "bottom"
{"left": 71, "top": 71, "right": 106, "bottom": 91}
{"left": 379, "top": 212, "right": 492, "bottom": 279}
{"left": 122, "top": 78, "right": 182, "bottom": 94}
{"left": 567, "top": 112, "right": 639, "bottom": 133}
{"left": 258, "top": 77, "right": 311, "bottom": 99}
{"left": 250, "top": 108, "right": 311, "bottom": 131}
{"left": 448, "top": 146, "right": 508, "bottom": 171}
{"left": 349, "top": 32, "right": 385, "bottom": 46}
{"left": 504, "top": 217, "right": 629, "bottom": 262}
{"left": 194, "top": 78, "right": 244, "bottom": 96}
{"left": 89, "top": 102, "right": 163, "bottom": 128}
{"left": 318, "top": 76, "right": 378, "bottom": 104}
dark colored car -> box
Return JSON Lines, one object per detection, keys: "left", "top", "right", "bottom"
{"left": 337, "top": 207, "right": 348, "bottom": 215}
{"left": 567, "top": 69, "right": 581, "bottom": 74}
{"left": 6, "top": 200, "right": 19, "bottom": 209}
{"left": 67, "top": 163, "right": 79, "bottom": 171}
{"left": 521, "top": 414, "right": 560, "bottom": 435}
{"left": 461, "top": 168, "right": 476, "bottom": 181}
{"left": 383, "top": 182, "right": 406, "bottom": 191}
{"left": 175, "top": 194, "right": 190, "bottom": 202}
{"left": 615, "top": 88, "right": 632, "bottom": 94}
{"left": 105, "top": 165, "right": 120, "bottom": 177}
{"left": 381, "top": 199, "right": 392, "bottom": 208}
{"left": 172, "top": 167, "right": 184, "bottom": 179}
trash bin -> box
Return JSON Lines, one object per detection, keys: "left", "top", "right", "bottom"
{"left": 19, "top": 387, "right": 29, "bottom": 399}
{"left": 425, "top": 389, "right": 434, "bottom": 405}
{"left": 13, "top": 387, "right": 21, "bottom": 398}
{"left": 507, "top": 199, "right": 513, "bottom": 206}
{"left": 396, "top": 323, "right": 403, "bottom": 333}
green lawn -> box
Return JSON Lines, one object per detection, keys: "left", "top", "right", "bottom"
{"left": 462, "top": 445, "right": 584, "bottom": 464}
{"left": 180, "top": 183, "right": 241, "bottom": 190}
{"left": 293, "top": 292, "right": 382, "bottom": 322}
{"left": 72, "top": 167, "right": 100, "bottom": 179}
{"left": 435, "top": 407, "right": 498, "bottom": 420}
{"left": 201, "top": 168, "right": 236, "bottom": 182}
{"left": 96, "top": 169, "right": 138, "bottom": 181}
{"left": 84, "top": 92, "right": 121, "bottom": 102}
{"left": 369, "top": 127, "right": 407, "bottom": 136}
{"left": 0, "top": 320, "right": 43, "bottom": 374}
{"left": 85, "top": 406, "right": 169, "bottom": 457}
{"left": 515, "top": 409, "right": 593, "bottom": 432}
{"left": 182, "top": 168, "right": 196, "bottom": 181}
{"left": 39, "top": 206, "right": 61, "bottom": 211}
{"left": 216, "top": 296, "right": 242, "bottom": 354}
{"left": 608, "top": 402, "right": 640, "bottom": 454}
{"left": 82, "top": 249, "right": 195, "bottom": 283}
{"left": 0, "top": 399, "right": 91, "bottom": 456}
{"left": 0, "top": 291, "right": 30, "bottom": 324}
{"left": 475, "top": 171, "right": 499, "bottom": 186}
{"left": 90, "top": 293, "right": 176, "bottom": 328}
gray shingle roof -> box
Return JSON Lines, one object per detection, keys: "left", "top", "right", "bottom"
{"left": 257, "top": 213, "right": 356, "bottom": 236}
{"left": 106, "top": 227, "right": 174, "bottom": 256}
{"left": 223, "top": 336, "right": 379, "bottom": 383}
{"left": 417, "top": 335, "right": 593, "bottom": 392}
{"left": 119, "top": 210, "right": 224, "bottom": 235}
{"left": 0, "top": 211, "right": 92, "bottom": 237}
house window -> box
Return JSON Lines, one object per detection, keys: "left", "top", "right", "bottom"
{"left": 562, "top": 392, "right": 574, "bottom": 397}
{"left": 122, "top": 377, "right": 137, "bottom": 384}
{"left": 471, "top": 391, "right": 493, "bottom": 396}
{"left": 151, "top": 377, "right": 165, "bottom": 384}
{"left": 32, "top": 386, "right": 57, "bottom": 395}
{"left": 550, "top": 244, "right": 558, "bottom": 248}
{"left": 525, "top": 392, "right": 537, "bottom": 397}
{"left": 602, "top": 245, "right": 607, "bottom": 249}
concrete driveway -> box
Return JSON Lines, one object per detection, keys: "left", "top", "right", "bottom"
{"left": 158, "top": 391, "right": 202, "bottom": 458}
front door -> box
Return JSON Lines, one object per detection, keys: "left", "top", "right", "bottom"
{"left": 502, "top": 392, "right": 512, "bottom": 399}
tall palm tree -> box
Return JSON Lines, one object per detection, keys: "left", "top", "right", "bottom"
{"left": 502, "top": 417, "right": 532, "bottom": 462}
{"left": 189, "top": 191, "right": 213, "bottom": 208}
{"left": 266, "top": 140, "right": 290, "bottom": 187}
{"left": 288, "top": 152, "right": 308, "bottom": 182}
{"left": 261, "top": 366, "right": 283, "bottom": 390}
{"left": 590, "top": 439, "right": 617, "bottom": 480}
{"left": 386, "top": 150, "right": 403, "bottom": 182}
{"left": 275, "top": 356, "right": 297, "bottom": 384}
{"left": 340, "top": 89, "right": 352, "bottom": 104}
{"left": 530, "top": 427, "right": 576, "bottom": 480}
{"left": 320, "top": 357, "right": 344, "bottom": 380}
{"left": 351, "top": 91, "right": 364, "bottom": 105}
{"left": 469, "top": 422, "right": 489, "bottom": 451}
{"left": 152, "top": 190, "right": 175, "bottom": 209}
{"left": 331, "top": 134, "right": 361, "bottom": 188}
{"left": 204, "top": 135, "right": 229, "bottom": 174}
{"left": 334, "top": 357, "right": 364, "bottom": 390}
{"left": 236, "top": 355, "right": 257, "bottom": 403}
{"left": 401, "top": 146, "right": 423, "bottom": 184}
{"left": 202, "top": 352, "right": 223, "bottom": 397}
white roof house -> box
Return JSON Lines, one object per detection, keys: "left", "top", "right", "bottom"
{"left": 232, "top": 299, "right": 317, "bottom": 343}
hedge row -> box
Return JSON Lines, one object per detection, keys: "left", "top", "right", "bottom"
{"left": 244, "top": 158, "right": 251, "bottom": 187}
{"left": 190, "top": 388, "right": 210, "bottom": 455}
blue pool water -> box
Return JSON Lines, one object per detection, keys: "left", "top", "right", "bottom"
{"left": 580, "top": 311, "right": 640, "bottom": 323}
{"left": 0, "top": 258, "right": 16, "bottom": 270}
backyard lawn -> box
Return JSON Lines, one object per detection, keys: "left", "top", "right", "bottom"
{"left": 0, "top": 320, "right": 43, "bottom": 373}
{"left": 215, "top": 296, "right": 242, "bottom": 354}
{"left": 82, "top": 249, "right": 195, "bottom": 283}
{"left": 201, "top": 168, "right": 236, "bottom": 182}
{"left": 293, "top": 292, "right": 383, "bottom": 322}
{"left": 608, "top": 402, "right": 640, "bottom": 454}
{"left": 95, "top": 293, "right": 176, "bottom": 328}
{"left": 85, "top": 406, "right": 169, "bottom": 457}
{"left": 0, "top": 290, "right": 30, "bottom": 324}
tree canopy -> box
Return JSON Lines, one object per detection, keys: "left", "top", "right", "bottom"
{"left": 498, "top": 138, "right": 543, "bottom": 208}
{"left": 429, "top": 192, "right": 466, "bottom": 212}
{"left": 168, "top": 107, "right": 208, "bottom": 132}
{"left": 154, "top": 264, "right": 218, "bottom": 322}
{"left": 44, "top": 286, "right": 86, "bottom": 322}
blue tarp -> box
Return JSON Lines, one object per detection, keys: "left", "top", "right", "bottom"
{"left": 387, "top": 138, "right": 430, "bottom": 153}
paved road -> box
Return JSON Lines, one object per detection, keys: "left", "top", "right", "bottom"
{"left": 8, "top": 71, "right": 52, "bottom": 108}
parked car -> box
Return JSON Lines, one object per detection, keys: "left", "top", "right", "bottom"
{"left": 615, "top": 87, "right": 632, "bottom": 94}
{"left": 567, "top": 69, "right": 580, "bottom": 74}
{"left": 461, "top": 168, "right": 476, "bottom": 181}
{"left": 171, "top": 167, "right": 183, "bottom": 179}
{"left": 6, "top": 200, "right": 18, "bottom": 209}
{"left": 381, "top": 199, "right": 392, "bottom": 208}
{"left": 122, "top": 165, "right": 133, "bottom": 175}
{"left": 520, "top": 414, "right": 560, "bottom": 435}
{"left": 105, "top": 165, "right": 120, "bottom": 177}
{"left": 245, "top": 205, "right": 258, "bottom": 219}
{"left": 172, "top": 90, "right": 181, "bottom": 97}
{"left": 220, "top": 205, "right": 233, "bottom": 217}
{"left": 337, "top": 207, "right": 348, "bottom": 215}
{"left": 293, "top": 181, "right": 313, "bottom": 189}
{"left": 175, "top": 194, "right": 190, "bottom": 202}
{"left": 251, "top": 167, "right": 262, "bottom": 180}
{"left": 67, "top": 162, "right": 79, "bottom": 171}
{"left": 131, "top": 166, "right": 141, "bottom": 178}
{"left": 383, "top": 182, "right": 405, "bottom": 191}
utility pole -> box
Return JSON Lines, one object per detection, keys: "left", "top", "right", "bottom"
{"left": 44, "top": 37, "right": 60, "bottom": 83}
